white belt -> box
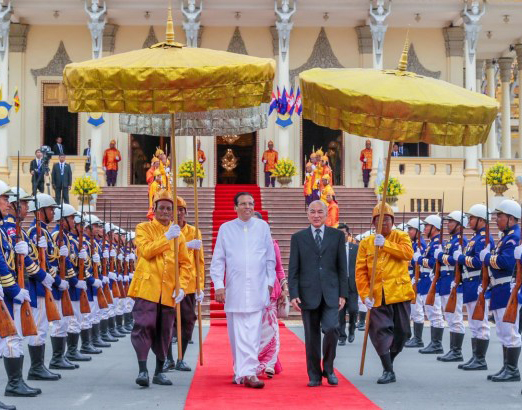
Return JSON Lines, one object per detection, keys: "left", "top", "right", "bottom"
{"left": 461, "top": 270, "right": 481, "bottom": 280}
{"left": 489, "top": 276, "right": 511, "bottom": 287}
{"left": 420, "top": 267, "right": 431, "bottom": 274}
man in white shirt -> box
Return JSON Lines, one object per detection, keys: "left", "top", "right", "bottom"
{"left": 210, "top": 192, "right": 276, "bottom": 389}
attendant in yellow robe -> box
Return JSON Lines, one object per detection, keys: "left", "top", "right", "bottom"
{"left": 129, "top": 189, "right": 192, "bottom": 388}
{"left": 303, "top": 161, "right": 314, "bottom": 206}
{"left": 355, "top": 203, "right": 414, "bottom": 385}
{"left": 320, "top": 175, "right": 335, "bottom": 205}
{"left": 262, "top": 140, "right": 278, "bottom": 188}
{"left": 325, "top": 194, "right": 339, "bottom": 228}
{"left": 146, "top": 157, "right": 160, "bottom": 186}
{"left": 147, "top": 171, "right": 163, "bottom": 220}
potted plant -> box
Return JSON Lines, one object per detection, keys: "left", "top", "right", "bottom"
{"left": 270, "top": 158, "right": 297, "bottom": 187}
{"left": 72, "top": 175, "right": 102, "bottom": 205}
{"left": 484, "top": 163, "right": 515, "bottom": 197}
{"left": 178, "top": 159, "right": 205, "bottom": 186}
{"left": 378, "top": 177, "right": 404, "bottom": 207}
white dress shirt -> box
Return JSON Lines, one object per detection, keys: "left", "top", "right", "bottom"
{"left": 310, "top": 224, "right": 325, "bottom": 241}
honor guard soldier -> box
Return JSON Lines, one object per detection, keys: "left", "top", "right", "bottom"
{"left": 412, "top": 215, "right": 445, "bottom": 354}
{"left": 115, "top": 228, "right": 130, "bottom": 336}
{"left": 123, "top": 231, "right": 136, "bottom": 331}
{"left": 435, "top": 211, "right": 468, "bottom": 362}
{"left": 480, "top": 199, "right": 521, "bottom": 382}
{"left": 453, "top": 204, "right": 493, "bottom": 371}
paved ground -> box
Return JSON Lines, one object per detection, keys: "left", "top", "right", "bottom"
{"left": 4, "top": 322, "right": 522, "bottom": 410}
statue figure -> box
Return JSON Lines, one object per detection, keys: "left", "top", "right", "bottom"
{"left": 462, "top": 0, "right": 485, "bottom": 61}
{"left": 275, "top": 0, "right": 296, "bottom": 62}
{"left": 0, "top": 1, "right": 12, "bottom": 58}
{"left": 369, "top": 0, "right": 391, "bottom": 25}
{"left": 182, "top": 0, "right": 202, "bottom": 47}
{"left": 221, "top": 148, "right": 239, "bottom": 172}
{"left": 85, "top": 0, "right": 107, "bottom": 59}
{"left": 275, "top": 0, "right": 296, "bottom": 23}
{"left": 369, "top": 0, "right": 391, "bottom": 67}
{"left": 463, "top": 0, "right": 485, "bottom": 24}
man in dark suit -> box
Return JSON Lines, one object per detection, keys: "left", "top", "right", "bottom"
{"left": 337, "top": 223, "right": 359, "bottom": 346}
{"left": 289, "top": 200, "right": 348, "bottom": 387}
{"left": 52, "top": 136, "right": 65, "bottom": 156}
{"left": 83, "top": 139, "right": 91, "bottom": 172}
{"left": 51, "top": 154, "right": 72, "bottom": 204}
{"left": 30, "top": 149, "right": 47, "bottom": 194}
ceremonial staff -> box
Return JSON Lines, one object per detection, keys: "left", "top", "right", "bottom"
{"left": 58, "top": 196, "right": 74, "bottom": 317}
{"left": 88, "top": 200, "right": 108, "bottom": 309}
{"left": 503, "top": 200, "right": 522, "bottom": 323}
{"left": 117, "top": 211, "right": 126, "bottom": 298}
{"left": 426, "top": 193, "right": 445, "bottom": 306}
{"left": 412, "top": 206, "right": 422, "bottom": 304}
{"left": 77, "top": 195, "right": 91, "bottom": 314}
{"left": 101, "top": 201, "right": 114, "bottom": 304}
{"left": 109, "top": 203, "right": 121, "bottom": 298}
{"left": 15, "top": 152, "right": 38, "bottom": 336}
{"left": 446, "top": 187, "right": 464, "bottom": 313}
{"left": 472, "top": 183, "right": 490, "bottom": 321}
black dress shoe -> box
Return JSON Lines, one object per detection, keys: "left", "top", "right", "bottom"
{"left": 338, "top": 339, "right": 346, "bottom": 346}
{"left": 307, "top": 380, "right": 322, "bottom": 387}
{"left": 188, "top": 340, "right": 194, "bottom": 344}
{"left": 162, "top": 359, "right": 176, "bottom": 372}
{"left": 135, "top": 371, "right": 149, "bottom": 387}
{"left": 0, "top": 400, "right": 16, "bottom": 410}
{"left": 322, "top": 371, "right": 338, "bottom": 385}
{"left": 377, "top": 371, "right": 396, "bottom": 384}
{"left": 152, "top": 373, "right": 173, "bottom": 386}
{"left": 348, "top": 333, "right": 355, "bottom": 343}
{"left": 175, "top": 359, "right": 191, "bottom": 372}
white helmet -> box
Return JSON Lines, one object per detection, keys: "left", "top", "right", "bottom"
{"left": 467, "top": 204, "right": 490, "bottom": 221}
{"left": 73, "top": 212, "right": 83, "bottom": 225}
{"left": 126, "top": 231, "right": 135, "bottom": 241}
{"left": 54, "top": 204, "right": 77, "bottom": 221}
{"left": 8, "top": 187, "right": 34, "bottom": 203}
{"left": 423, "top": 215, "right": 442, "bottom": 230}
{"left": 395, "top": 223, "right": 407, "bottom": 232}
{"left": 0, "top": 180, "right": 13, "bottom": 197}
{"left": 28, "top": 193, "right": 58, "bottom": 213}
{"left": 104, "top": 223, "right": 118, "bottom": 233}
{"left": 406, "top": 217, "right": 424, "bottom": 231}
{"left": 354, "top": 234, "right": 362, "bottom": 242}
{"left": 445, "top": 211, "right": 469, "bottom": 228}
{"left": 495, "top": 199, "right": 521, "bottom": 219}
{"left": 84, "top": 214, "right": 103, "bottom": 227}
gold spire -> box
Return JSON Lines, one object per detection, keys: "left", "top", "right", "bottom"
{"left": 397, "top": 32, "right": 410, "bottom": 72}
{"left": 166, "top": 2, "right": 175, "bottom": 45}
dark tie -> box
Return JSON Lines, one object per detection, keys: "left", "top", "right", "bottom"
{"left": 60, "top": 164, "right": 64, "bottom": 175}
{"left": 315, "top": 229, "right": 322, "bottom": 248}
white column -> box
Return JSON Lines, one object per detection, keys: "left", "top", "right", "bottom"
{"left": 515, "top": 44, "right": 522, "bottom": 159}
{"left": 476, "top": 59, "right": 484, "bottom": 158}
{"left": 498, "top": 57, "right": 513, "bottom": 159}
{"left": 276, "top": 53, "right": 290, "bottom": 158}
{"left": 0, "top": 3, "right": 12, "bottom": 178}
{"left": 485, "top": 59, "right": 499, "bottom": 158}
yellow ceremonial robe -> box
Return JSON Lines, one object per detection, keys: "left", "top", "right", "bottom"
{"left": 320, "top": 184, "right": 335, "bottom": 205}
{"left": 181, "top": 224, "right": 205, "bottom": 295}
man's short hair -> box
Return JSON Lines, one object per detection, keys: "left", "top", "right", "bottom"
{"left": 308, "top": 200, "right": 327, "bottom": 212}
{"left": 59, "top": 154, "right": 66, "bottom": 158}
{"left": 338, "top": 223, "right": 350, "bottom": 233}
{"left": 253, "top": 211, "right": 263, "bottom": 219}
{"left": 234, "top": 192, "right": 254, "bottom": 206}
{"left": 35, "top": 149, "right": 41, "bottom": 155}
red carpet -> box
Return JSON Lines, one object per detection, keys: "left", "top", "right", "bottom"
{"left": 185, "top": 325, "right": 379, "bottom": 410}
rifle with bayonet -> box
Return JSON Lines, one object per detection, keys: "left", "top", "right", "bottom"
{"left": 123, "top": 215, "right": 130, "bottom": 295}
{"left": 472, "top": 183, "right": 490, "bottom": 321}
{"left": 101, "top": 201, "right": 113, "bottom": 304}
{"left": 117, "top": 211, "right": 126, "bottom": 298}
{"left": 88, "top": 201, "right": 108, "bottom": 310}
{"left": 446, "top": 187, "right": 465, "bottom": 313}
{"left": 77, "top": 195, "right": 91, "bottom": 314}
{"left": 58, "top": 197, "right": 74, "bottom": 317}
{"left": 503, "top": 200, "right": 522, "bottom": 323}
{"left": 109, "top": 203, "right": 121, "bottom": 298}
{"left": 412, "top": 206, "right": 422, "bottom": 304}
{"left": 426, "top": 193, "right": 445, "bottom": 306}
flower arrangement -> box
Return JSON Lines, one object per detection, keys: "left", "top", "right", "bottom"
{"left": 72, "top": 175, "right": 102, "bottom": 198}
{"left": 378, "top": 177, "right": 404, "bottom": 197}
{"left": 178, "top": 159, "right": 205, "bottom": 179}
{"left": 270, "top": 158, "right": 297, "bottom": 178}
{"left": 483, "top": 163, "right": 515, "bottom": 186}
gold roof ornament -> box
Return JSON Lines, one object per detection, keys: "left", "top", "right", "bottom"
{"left": 397, "top": 35, "right": 410, "bottom": 72}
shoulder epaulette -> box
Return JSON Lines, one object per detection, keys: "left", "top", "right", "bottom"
{"left": 508, "top": 230, "right": 514, "bottom": 235}
{"left": 480, "top": 231, "right": 485, "bottom": 236}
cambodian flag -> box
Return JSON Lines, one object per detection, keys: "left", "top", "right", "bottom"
{"left": 294, "top": 88, "right": 302, "bottom": 116}
{"left": 279, "top": 87, "right": 288, "bottom": 115}
{"left": 268, "top": 90, "right": 277, "bottom": 116}
{"left": 287, "top": 87, "right": 295, "bottom": 116}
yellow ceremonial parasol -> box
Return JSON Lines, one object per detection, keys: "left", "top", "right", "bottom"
{"left": 63, "top": 6, "right": 275, "bottom": 364}
{"left": 299, "top": 40, "right": 498, "bottom": 376}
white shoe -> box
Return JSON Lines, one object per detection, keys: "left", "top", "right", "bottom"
{"left": 265, "top": 368, "right": 275, "bottom": 378}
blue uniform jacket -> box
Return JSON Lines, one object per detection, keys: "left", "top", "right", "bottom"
{"left": 0, "top": 220, "right": 21, "bottom": 317}
{"left": 409, "top": 237, "right": 426, "bottom": 278}
{"left": 51, "top": 226, "right": 77, "bottom": 301}
{"left": 417, "top": 234, "right": 441, "bottom": 295}
{"left": 68, "top": 233, "right": 94, "bottom": 302}
{"left": 437, "top": 233, "right": 468, "bottom": 296}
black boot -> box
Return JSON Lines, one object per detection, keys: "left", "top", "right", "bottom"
{"left": 163, "top": 344, "right": 176, "bottom": 372}
{"left": 491, "top": 347, "right": 521, "bottom": 382}
{"left": 459, "top": 338, "right": 477, "bottom": 369}
{"left": 348, "top": 314, "right": 356, "bottom": 343}
{"left": 100, "top": 319, "right": 118, "bottom": 342}
{"left": 153, "top": 359, "right": 173, "bottom": 385}
{"left": 109, "top": 316, "right": 125, "bottom": 338}
{"left": 80, "top": 329, "right": 103, "bottom": 354}
{"left": 123, "top": 312, "right": 134, "bottom": 332}
{"left": 4, "top": 357, "right": 40, "bottom": 397}
{"left": 357, "top": 312, "right": 366, "bottom": 331}
{"left": 437, "top": 332, "right": 464, "bottom": 362}
{"left": 116, "top": 315, "right": 131, "bottom": 334}
{"left": 92, "top": 323, "right": 111, "bottom": 348}
{"left": 377, "top": 353, "right": 396, "bottom": 384}
{"left": 66, "top": 333, "right": 92, "bottom": 362}
{"left": 135, "top": 360, "right": 149, "bottom": 387}
{"left": 419, "top": 327, "right": 444, "bottom": 354}
{"left": 405, "top": 322, "right": 424, "bottom": 348}
{"left": 49, "top": 336, "right": 78, "bottom": 370}
{"left": 462, "top": 338, "right": 488, "bottom": 371}
{"left": 27, "top": 345, "right": 61, "bottom": 381}
{"left": 488, "top": 346, "right": 507, "bottom": 380}
{"left": 0, "top": 400, "right": 16, "bottom": 410}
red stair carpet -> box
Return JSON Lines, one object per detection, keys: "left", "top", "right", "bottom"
{"left": 209, "top": 184, "right": 268, "bottom": 323}
{"left": 185, "top": 324, "right": 378, "bottom": 410}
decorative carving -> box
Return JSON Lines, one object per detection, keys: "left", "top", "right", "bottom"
{"left": 181, "top": 0, "right": 202, "bottom": 48}
{"left": 84, "top": 0, "right": 107, "bottom": 59}
{"left": 369, "top": 0, "right": 391, "bottom": 67}
{"left": 142, "top": 26, "right": 158, "bottom": 48}
{"left": 227, "top": 27, "right": 247, "bottom": 55}
{"left": 103, "top": 23, "right": 118, "bottom": 53}
{"left": 275, "top": 0, "right": 296, "bottom": 62}
{"left": 290, "top": 27, "right": 343, "bottom": 84}
{"left": 355, "top": 25, "right": 372, "bottom": 54}
{"left": 498, "top": 57, "right": 513, "bottom": 83}
{"left": 407, "top": 44, "right": 441, "bottom": 79}
{"left": 462, "top": 0, "right": 485, "bottom": 62}
{"left": 0, "top": 1, "right": 12, "bottom": 59}
{"left": 221, "top": 148, "right": 239, "bottom": 172}
{"left": 31, "top": 41, "right": 72, "bottom": 84}
{"left": 270, "top": 26, "right": 278, "bottom": 56}
{"left": 442, "top": 26, "right": 464, "bottom": 58}
{"left": 9, "top": 23, "right": 30, "bottom": 53}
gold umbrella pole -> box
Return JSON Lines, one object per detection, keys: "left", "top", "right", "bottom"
{"left": 171, "top": 113, "right": 182, "bottom": 361}
{"left": 359, "top": 140, "right": 394, "bottom": 376}
{"left": 193, "top": 135, "right": 204, "bottom": 366}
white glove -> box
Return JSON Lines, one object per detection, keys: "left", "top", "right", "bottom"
{"left": 117, "top": 274, "right": 123, "bottom": 282}
{"left": 173, "top": 288, "right": 185, "bottom": 304}
{"left": 414, "top": 250, "right": 422, "bottom": 263}
{"left": 93, "top": 279, "right": 102, "bottom": 289}
{"left": 102, "top": 166, "right": 107, "bottom": 172}
{"left": 14, "top": 241, "right": 29, "bottom": 256}
{"left": 363, "top": 158, "right": 367, "bottom": 163}
{"left": 58, "top": 280, "right": 69, "bottom": 291}
{"left": 76, "top": 280, "right": 87, "bottom": 291}
{"left": 165, "top": 224, "right": 181, "bottom": 240}
{"left": 102, "top": 276, "right": 109, "bottom": 285}
{"left": 166, "top": 167, "right": 171, "bottom": 173}
{"left": 38, "top": 236, "right": 48, "bottom": 249}
{"left": 374, "top": 234, "right": 385, "bottom": 247}
{"left": 477, "top": 284, "right": 483, "bottom": 296}
{"left": 117, "top": 253, "right": 123, "bottom": 261}
{"left": 78, "top": 249, "right": 88, "bottom": 260}
{"left": 262, "top": 159, "right": 267, "bottom": 164}
{"left": 411, "top": 277, "right": 416, "bottom": 285}
{"left": 479, "top": 244, "right": 490, "bottom": 262}
{"left": 450, "top": 281, "right": 456, "bottom": 289}
{"left": 103, "top": 250, "right": 109, "bottom": 258}
{"left": 453, "top": 246, "right": 462, "bottom": 262}
{"left": 125, "top": 254, "right": 130, "bottom": 262}
{"left": 195, "top": 290, "right": 205, "bottom": 303}
{"left": 123, "top": 276, "right": 129, "bottom": 283}
{"left": 364, "top": 297, "right": 374, "bottom": 310}
{"left": 434, "top": 248, "right": 443, "bottom": 259}
{"left": 92, "top": 253, "right": 101, "bottom": 264}
{"left": 110, "top": 249, "right": 116, "bottom": 258}
{"left": 129, "top": 273, "right": 134, "bottom": 280}
{"left": 42, "top": 273, "right": 55, "bottom": 290}
{"left": 59, "top": 245, "right": 69, "bottom": 257}
{"left": 129, "top": 253, "right": 136, "bottom": 261}
{"left": 0, "top": 286, "right": 3, "bottom": 301}
{"left": 429, "top": 272, "right": 435, "bottom": 281}
{"left": 514, "top": 244, "right": 522, "bottom": 260}
{"left": 108, "top": 272, "right": 117, "bottom": 280}
{"left": 510, "top": 280, "right": 516, "bottom": 292}
{"left": 14, "top": 289, "right": 30, "bottom": 303}
{"left": 186, "top": 239, "right": 202, "bottom": 250}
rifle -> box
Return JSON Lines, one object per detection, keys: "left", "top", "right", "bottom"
{"left": 88, "top": 201, "right": 108, "bottom": 310}
{"left": 101, "top": 201, "right": 113, "bottom": 304}
{"left": 58, "top": 196, "right": 74, "bottom": 317}
{"left": 412, "top": 207, "right": 422, "bottom": 303}
{"left": 14, "top": 152, "right": 38, "bottom": 336}
{"left": 446, "top": 187, "right": 465, "bottom": 313}
{"left": 123, "top": 215, "right": 130, "bottom": 294}
{"left": 503, "top": 202, "right": 522, "bottom": 323}
{"left": 33, "top": 194, "right": 60, "bottom": 322}
{"left": 77, "top": 195, "right": 91, "bottom": 314}
{"left": 109, "top": 203, "right": 121, "bottom": 298}
{"left": 117, "top": 211, "right": 126, "bottom": 298}
{"left": 472, "top": 183, "right": 490, "bottom": 321}
{"left": 426, "top": 193, "right": 445, "bottom": 306}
